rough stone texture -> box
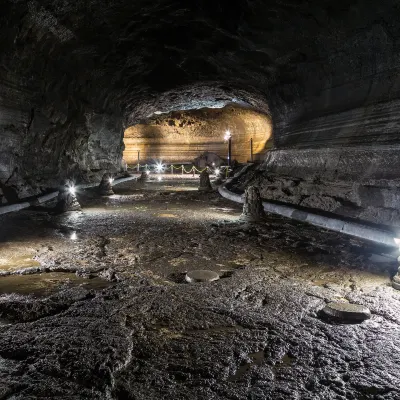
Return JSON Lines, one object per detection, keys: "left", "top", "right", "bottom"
{"left": 3, "top": 0, "right": 400, "bottom": 217}
{"left": 194, "top": 152, "right": 224, "bottom": 169}
{"left": 123, "top": 105, "right": 272, "bottom": 164}
{"left": 198, "top": 170, "right": 212, "bottom": 192}
{"left": 230, "top": 146, "right": 400, "bottom": 227}
{"left": 321, "top": 302, "right": 372, "bottom": 323}
{"left": 0, "top": 179, "right": 400, "bottom": 399}
{"left": 54, "top": 179, "right": 81, "bottom": 212}
{"left": 240, "top": 186, "right": 266, "bottom": 222}
{"left": 98, "top": 173, "right": 114, "bottom": 196}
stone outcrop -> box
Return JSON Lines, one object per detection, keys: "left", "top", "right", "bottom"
{"left": 98, "top": 173, "right": 114, "bottom": 196}
{"left": 55, "top": 179, "right": 81, "bottom": 212}
{"left": 198, "top": 170, "right": 212, "bottom": 192}
{"left": 240, "top": 186, "right": 266, "bottom": 222}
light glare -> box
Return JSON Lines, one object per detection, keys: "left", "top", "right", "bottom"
{"left": 224, "top": 130, "right": 232, "bottom": 141}
{"left": 155, "top": 162, "right": 165, "bottom": 173}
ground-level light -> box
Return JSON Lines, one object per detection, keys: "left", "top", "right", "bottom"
{"left": 155, "top": 162, "right": 165, "bottom": 173}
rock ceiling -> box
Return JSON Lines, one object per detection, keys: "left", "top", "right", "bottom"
{"left": 3, "top": 0, "right": 398, "bottom": 124}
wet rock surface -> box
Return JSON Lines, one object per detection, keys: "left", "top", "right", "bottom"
{"left": 185, "top": 270, "right": 220, "bottom": 283}
{"left": 0, "top": 180, "right": 399, "bottom": 398}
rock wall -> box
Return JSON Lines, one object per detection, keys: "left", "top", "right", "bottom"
{"left": 227, "top": 10, "right": 400, "bottom": 229}
{"left": 123, "top": 105, "right": 273, "bottom": 164}
{"left": 0, "top": 82, "right": 123, "bottom": 204}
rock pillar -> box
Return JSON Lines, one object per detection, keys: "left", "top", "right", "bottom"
{"left": 98, "top": 173, "right": 114, "bottom": 196}
{"left": 55, "top": 179, "right": 81, "bottom": 212}
{"left": 240, "top": 185, "right": 265, "bottom": 222}
{"left": 198, "top": 170, "right": 212, "bottom": 192}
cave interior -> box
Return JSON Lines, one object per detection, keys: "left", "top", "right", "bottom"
{"left": 1, "top": 1, "right": 400, "bottom": 399}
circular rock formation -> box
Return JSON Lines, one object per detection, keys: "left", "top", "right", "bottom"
{"left": 392, "top": 270, "right": 400, "bottom": 290}
{"left": 321, "top": 302, "right": 371, "bottom": 323}
{"left": 185, "top": 270, "right": 220, "bottom": 283}
{"left": 198, "top": 170, "right": 213, "bottom": 192}
{"left": 55, "top": 180, "right": 81, "bottom": 213}
{"left": 240, "top": 186, "right": 266, "bottom": 222}
{"left": 98, "top": 173, "right": 114, "bottom": 196}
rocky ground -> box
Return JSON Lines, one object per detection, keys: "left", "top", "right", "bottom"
{"left": 0, "top": 178, "right": 400, "bottom": 399}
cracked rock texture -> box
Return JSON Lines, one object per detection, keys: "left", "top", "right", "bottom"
{"left": 0, "top": 180, "right": 400, "bottom": 399}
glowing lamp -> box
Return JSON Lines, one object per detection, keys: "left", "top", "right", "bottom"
{"left": 157, "top": 176, "right": 162, "bottom": 181}
{"left": 109, "top": 178, "right": 114, "bottom": 184}
{"left": 145, "top": 170, "right": 150, "bottom": 175}
{"left": 224, "top": 130, "right": 232, "bottom": 141}
{"left": 70, "top": 232, "right": 77, "bottom": 240}
{"left": 155, "top": 162, "right": 165, "bottom": 173}
{"left": 69, "top": 186, "right": 76, "bottom": 195}
{"left": 214, "top": 168, "right": 220, "bottom": 176}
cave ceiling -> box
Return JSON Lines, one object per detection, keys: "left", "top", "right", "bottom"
{"left": 2, "top": 0, "right": 399, "bottom": 123}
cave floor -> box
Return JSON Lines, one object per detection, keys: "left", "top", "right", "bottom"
{"left": 0, "top": 178, "right": 400, "bottom": 399}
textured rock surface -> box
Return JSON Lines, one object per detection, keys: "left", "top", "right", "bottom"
{"left": 0, "top": 180, "right": 399, "bottom": 399}
{"left": 240, "top": 186, "right": 266, "bottom": 222}
{"left": 230, "top": 148, "right": 400, "bottom": 227}
{"left": 54, "top": 179, "right": 81, "bottom": 212}
{"left": 123, "top": 105, "right": 272, "bottom": 164}
{"left": 2, "top": 0, "right": 400, "bottom": 213}
{"left": 98, "top": 173, "right": 114, "bottom": 196}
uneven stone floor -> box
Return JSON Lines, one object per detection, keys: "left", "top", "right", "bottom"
{"left": 0, "top": 178, "right": 400, "bottom": 399}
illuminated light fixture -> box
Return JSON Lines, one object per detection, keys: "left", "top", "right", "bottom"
{"left": 157, "top": 176, "right": 162, "bottom": 182}
{"left": 145, "top": 170, "right": 150, "bottom": 175}
{"left": 214, "top": 168, "right": 220, "bottom": 176}
{"left": 70, "top": 231, "right": 77, "bottom": 240}
{"left": 224, "top": 130, "right": 232, "bottom": 141}
{"left": 212, "top": 162, "right": 215, "bottom": 166}
{"left": 155, "top": 162, "right": 165, "bottom": 173}
{"left": 109, "top": 178, "right": 114, "bottom": 184}
{"left": 69, "top": 186, "right": 76, "bottom": 195}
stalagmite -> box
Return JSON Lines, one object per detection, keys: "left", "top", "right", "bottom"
{"left": 198, "top": 169, "right": 212, "bottom": 192}
{"left": 240, "top": 185, "right": 265, "bottom": 222}
{"left": 55, "top": 179, "right": 81, "bottom": 212}
{"left": 98, "top": 173, "right": 114, "bottom": 196}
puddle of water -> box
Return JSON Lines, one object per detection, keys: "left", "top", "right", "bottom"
{"left": 157, "top": 213, "right": 178, "bottom": 218}
{"left": 0, "top": 272, "right": 111, "bottom": 297}
{"left": 0, "top": 253, "right": 41, "bottom": 271}
{"left": 229, "top": 350, "right": 265, "bottom": 381}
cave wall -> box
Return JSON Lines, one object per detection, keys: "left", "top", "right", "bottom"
{"left": 123, "top": 105, "right": 272, "bottom": 164}
{"left": 0, "top": 3, "right": 124, "bottom": 203}
{"left": 249, "top": 13, "right": 400, "bottom": 228}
